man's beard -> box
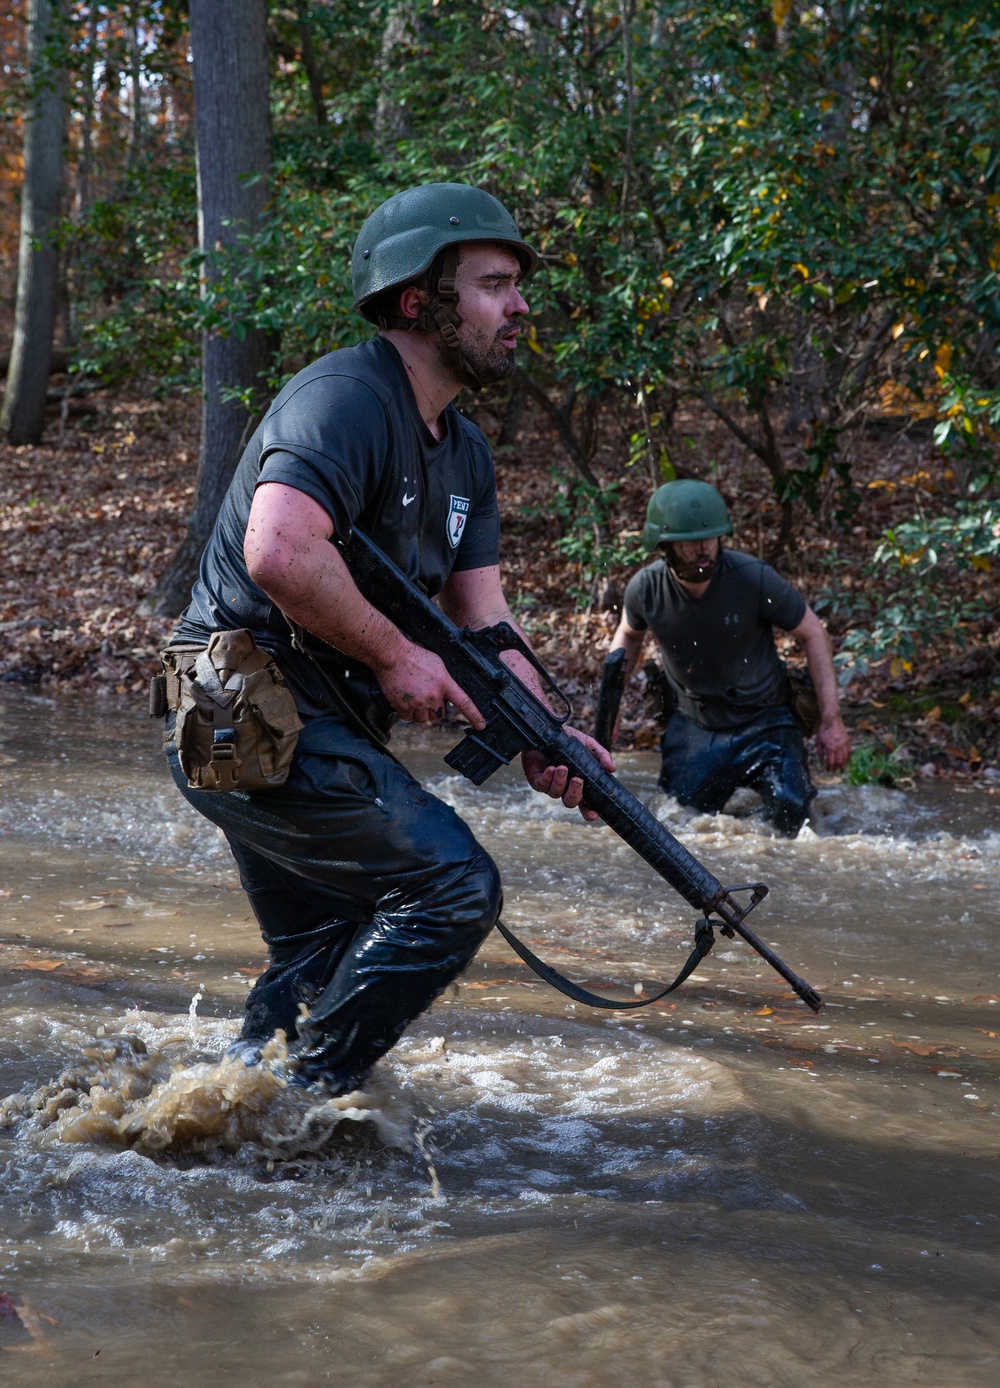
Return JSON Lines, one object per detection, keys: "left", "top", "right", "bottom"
{"left": 665, "top": 544, "right": 721, "bottom": 584}
{"left": 439, "top": 319, "right": 519, "bottom": 389}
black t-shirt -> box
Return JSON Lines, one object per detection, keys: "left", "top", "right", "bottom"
{"left": 173, "top": 336, "right": 501, "bottom": 728}
{"left": 623, "top": 551, "right": 807, "bottom": 729}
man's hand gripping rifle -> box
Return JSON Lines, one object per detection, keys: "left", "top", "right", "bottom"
{"left": 337, "top": 528, "right": 822, "bottom": 1013}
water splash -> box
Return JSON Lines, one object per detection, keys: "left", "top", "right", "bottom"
{"left": 0, "top": 1024, "right": 413, "bottom": 1161}
{"left": 187, "top": 989, "right": 203, "bottom": 1037}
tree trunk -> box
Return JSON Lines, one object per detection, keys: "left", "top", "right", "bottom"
{"left": 295, "top": 0, "right": 326, "bottom": 124}
{"left": 143, "top": 0, "right": 273, "bottom": 618}
{"left": 374, "top": 3, "right": 421, "bottom": 150}
{"left": 1, "top": 0, "right": 65, "bottom": 446}
{"left": 75, "top": 5, "right": 98, "bottom": 215}
{"left": 127, "top": 12, "right": 143, "bottom": 169}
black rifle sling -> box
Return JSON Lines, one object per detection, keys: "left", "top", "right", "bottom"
{"left": 494, "top": 916, "right": 717, "bottom": 1010}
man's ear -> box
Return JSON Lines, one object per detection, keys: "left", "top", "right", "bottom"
{"left": 397, "top": 285, "right": 425, "bottom": 322}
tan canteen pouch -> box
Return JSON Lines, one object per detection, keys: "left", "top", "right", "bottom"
{"left": 161, "top": 630, "right": 303, "bottom": 792}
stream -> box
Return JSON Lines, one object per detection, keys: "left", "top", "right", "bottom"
{"left": 0, "top": 689, "right": 997, "bottom": 1386}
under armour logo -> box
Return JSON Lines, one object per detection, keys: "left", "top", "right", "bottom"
{"left": 402, "top": 491, "right": 416, "bottom": 507}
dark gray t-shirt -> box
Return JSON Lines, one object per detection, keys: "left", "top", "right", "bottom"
{"left": 623, "top": 551, "right": 807, "bottom": 729}
{"left": 173, "top": 336, "right": 500, "bottom": 727}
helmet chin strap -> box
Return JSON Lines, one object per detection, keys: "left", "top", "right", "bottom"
{"left": 381, "top": 246, "right": 485, "bottom": 390}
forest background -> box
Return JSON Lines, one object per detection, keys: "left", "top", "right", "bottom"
{"left": 1, "top": 0, "right": 998, "bottom": 783}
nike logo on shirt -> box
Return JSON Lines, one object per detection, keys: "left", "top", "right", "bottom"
{"left": 402, "top": 492, "right": 416, "bottom": 506}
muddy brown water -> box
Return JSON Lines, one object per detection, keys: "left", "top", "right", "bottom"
{"left": 0, "top": 689, "right": 997, "bottom": 1386}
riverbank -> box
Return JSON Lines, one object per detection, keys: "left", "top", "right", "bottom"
{"left": 1, "top": 387, "right": 997, "bottom": 781}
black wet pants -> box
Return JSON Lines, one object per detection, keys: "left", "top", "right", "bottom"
{"left": 659, "top": 706, "right": 815, "bottom": 836}
{"left": 166, "top": 714, "right": 501, "bottom": 1092}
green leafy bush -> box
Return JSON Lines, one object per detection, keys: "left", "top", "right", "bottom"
{"left": 68, "top": 160, "right": 200, "bottom": 390}
{"left": 844, "top": 743, "right": 914, "bottom": 788}
{"left": 816, "top": 500, "right": 998, "bottom": 683}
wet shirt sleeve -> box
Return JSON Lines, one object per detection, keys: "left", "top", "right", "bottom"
{"left": 451, "top": 431, "right": 500, "bottom": 572}
{"left": 758, "top": 563, "right": 807, "bottom": 631}
{"left": 255, "top": 375, "right": 391, "bottom": 539}
{"left": 623, "top": 568, "right": 653, "bottom": 630}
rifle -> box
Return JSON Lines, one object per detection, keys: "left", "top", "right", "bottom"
{"left": 336, "top": 528, "right": 823, "bottom": 1013}
{"left": 594, "top": 647, "right": 626, "bottom": 750}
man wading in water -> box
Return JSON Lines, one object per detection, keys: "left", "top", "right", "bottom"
{"left": 608, "top": 480, "right": 851, "bottom": 836}
{"left": 159, "top": 184, "right": 613, "bottom": 1095}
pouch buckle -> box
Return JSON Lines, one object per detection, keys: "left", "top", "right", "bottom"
{"left": 208, "top": 728, "right": 242, "bottom": 790}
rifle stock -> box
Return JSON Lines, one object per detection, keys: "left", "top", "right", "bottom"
{"left": 336, "top": 528, "right": 822, "bottom": 1012}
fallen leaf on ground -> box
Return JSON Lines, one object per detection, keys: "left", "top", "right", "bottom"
{"left": 5, "top": 1295, "right": 52, "bottom": 1348}
{"left": 888, "top": 1038, "right": 959, "bottom": 1057}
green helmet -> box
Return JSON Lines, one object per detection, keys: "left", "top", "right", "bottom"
{"left": 642, "top": 480, "right": 733, "bottom": 550}
{"left": 352, "top": 182, "right": 537, "bottom": 322}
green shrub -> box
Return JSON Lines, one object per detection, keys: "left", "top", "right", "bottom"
{"left": 844, "top": 743, "right": 914, "bottom": 788}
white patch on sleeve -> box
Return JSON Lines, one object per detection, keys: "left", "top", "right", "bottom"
{"left": 447, "top": 495, "right": 470, "bottom": 548}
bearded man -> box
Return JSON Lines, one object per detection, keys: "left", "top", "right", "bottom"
{"left": 608, "top": 480, "right": 850, "bottom": 835}
{"left": 160, "top": 184, "right": 612, "bottom": 1094}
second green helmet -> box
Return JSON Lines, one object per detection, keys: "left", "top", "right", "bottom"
{"left": 642, "top": 480, "right": 733, "bottom": 550}
{"left": 352, "top": 183, "right": 537, "bottom": 321}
